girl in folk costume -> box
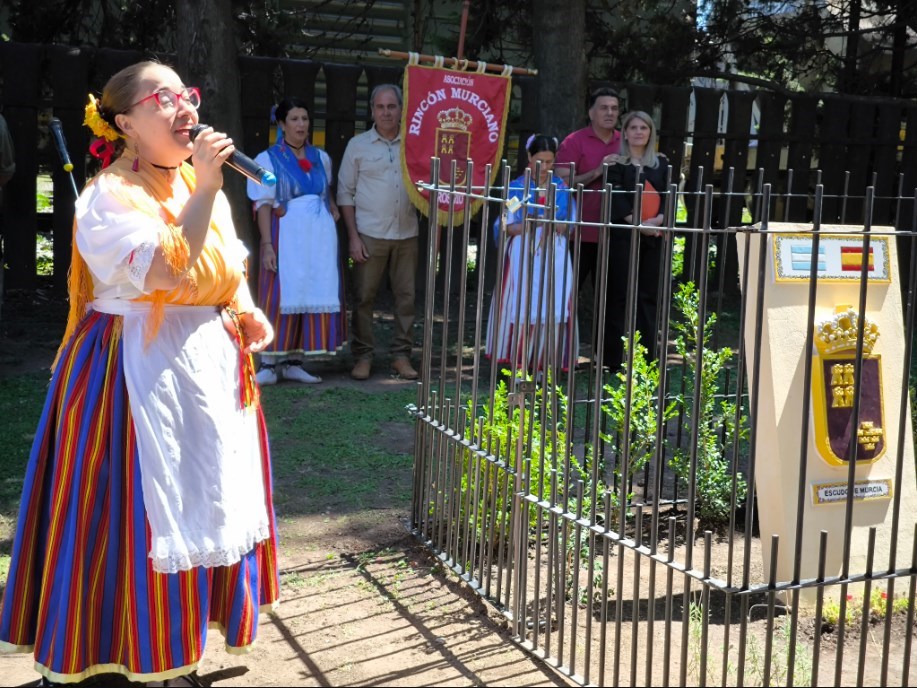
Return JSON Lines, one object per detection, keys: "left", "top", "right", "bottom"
{"left": 486, "top": 134, "right": 579, "bottom": 372}
{"left": 248, "top": 98, "right": 345, "bottom": 385}
{"left": 0, "top": 62, "right": 280, "bottom": 685}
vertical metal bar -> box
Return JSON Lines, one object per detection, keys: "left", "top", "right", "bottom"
{"left": 901, "top": 523, "right": 917, "bottom": 688}
{"left": 468, "top": 163, "right": 494, "bottom": 422}
{"left": 557, "top": 480, "right": 570, "bottom": 669}
{"left": 481, "top": 454, "right": 494, "bottom": 597}
{"left": 835, "top": 187, "right": 877, "bottom": 687}
{"left": 443, "top": 400, "right": 458, "bottom": 562}
{"left": 763, "top": 534, "right": 780, "bottom": 687}
{"left": 712, "top": 167, "right": 736, "bottom": 352}
{"left": 485, "top": 165, "right": 512, "bottom": 437}
{"left": 451, "top": 161, "right": 475, "bottom": 430}
{"left": 783, "top": 168, "right": 794, "bottom": 222}
{"left": 416, "top": 159, "right": 442, "bottom": 537}
{"left": 786, "top": 184, "right": 825, "bottom": 686}
{"left": 613, "top": 523, "right": 625, "bottom": 688}
{"left": 494, "top": 455, "right": 510, "bottom": 603}
{"left": 629, "top": 505, "right": 645, "bottom": 687}
{"left": 699, "top": 532, "right": 712, "bottom": 687}
{"left": 880, "top": 186, "right": 917, "bottom": 687}
{"left": 598, "top": 491, "right": 612, "bottom": 686}
{"left": 812, "top": 530, "right": 829, "bottom": 686}
{"left": 568, "top": 481, "right": 585, "bottom": 675}
{"left": 544, "top": 468, "right": 559, "bottom": 660}
{"left": 840, "top": 170, "right": 850, "bottom": 223}
{"left": 662, "top": 516, "right": 676, "bottom": 687}
{"left": 436, "top": 164, "right": 459, "bottom": 424}
{"left": 856, "top": 527, "right": 878, "bottom": 686}
{"left": 681, "top": 190, "right": 715, "bottom": 688}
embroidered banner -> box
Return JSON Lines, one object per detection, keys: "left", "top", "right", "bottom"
{"left": 400, "top": 64, "right": 511, "bottom": 226}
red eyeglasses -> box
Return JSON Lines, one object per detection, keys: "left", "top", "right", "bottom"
{"left": 126, "top": 87, "right": 201, "bottom": 112}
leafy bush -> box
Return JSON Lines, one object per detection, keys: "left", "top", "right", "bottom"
{"left": 601, "top": 331, "right": 678, "bottom": 507}
{"left": 36, "top": 234, "right": 54, "bottom": 277}
{"left": 668, "top": 281, "right": 748, "bottom": 527}
{"left": 462, "top": 371, "right": 602, "bottom": 537}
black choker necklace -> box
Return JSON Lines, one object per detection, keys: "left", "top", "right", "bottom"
{"left": 151, "top": 162, "right": 179, "bottom": 170}
{"left": 286, "top": 141, "right": 305, "bottom": 151}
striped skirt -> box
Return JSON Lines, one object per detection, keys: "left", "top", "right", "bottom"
{"left": 259, "top": 211, "right": 347, "bottom": 356}
{"left": 0, "top": 311, "right": 281, "bottom": 683}
{"left": 485, "top": 233, "right": 579, "bottom": 372}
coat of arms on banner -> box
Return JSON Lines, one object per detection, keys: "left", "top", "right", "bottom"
{"left": 435, "top": 107, "right": 472, "bottom": 187}
{"left": 401, "top": 63, "right": 511, "bottom": 226}
{"left": 811, "top": 306, "right": 885, "bottom": 466}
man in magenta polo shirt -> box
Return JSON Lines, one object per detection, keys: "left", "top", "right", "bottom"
{"left": 555, "top": 87, "right": 622, "bottom": 294}
{"left": 555, "top": 88, "right": 622, "bottom": 365}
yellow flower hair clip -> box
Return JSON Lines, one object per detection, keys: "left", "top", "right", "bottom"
{"left": 84, "top": 94, "right": 120, "bottom": 142}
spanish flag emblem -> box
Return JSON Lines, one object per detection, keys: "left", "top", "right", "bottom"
{"left": 840, "top": 246, "right": 874, "bottom": 272}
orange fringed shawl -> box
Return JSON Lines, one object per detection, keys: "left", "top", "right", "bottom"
{"left": 55, "top": 150, "right": 247, "bottom": 371}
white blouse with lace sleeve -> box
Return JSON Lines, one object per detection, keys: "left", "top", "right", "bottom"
{"left": 75, "top": 175, "right": 168, "bottom": 299}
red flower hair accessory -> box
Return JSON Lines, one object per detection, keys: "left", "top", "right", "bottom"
{"left": 89, "top": 138, "right": 116, "bottom": 168}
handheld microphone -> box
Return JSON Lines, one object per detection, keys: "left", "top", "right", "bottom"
{"left": 49, "top": 118, "right": 74, "bottom": 172}
{"left": 189, "top": 124, "right": 276, "bottom": 186}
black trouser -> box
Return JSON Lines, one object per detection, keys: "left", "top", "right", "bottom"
{"left": 602, "top": 233, "right": 663, "bottom": 369}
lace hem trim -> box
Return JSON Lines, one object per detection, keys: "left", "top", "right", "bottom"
{"left": 150, "top": 523, "right": 271, "bottom": 574}
{"left": 279, "top": 303, "right": 342, "bottom": 314}
{"left": 127, "top": 241, "right": 156, "bottom": 291}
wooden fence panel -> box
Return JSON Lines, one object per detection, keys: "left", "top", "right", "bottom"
{"left": 49, "top": 45, "right": 91, "bottom": 292}
{"left": 754, "top": 91, "right": 787, "bottom": 190}
{"left": 363, "top": 64, "right": 404, "bottom": 113}
{"left": 785, "top": 94, "right": 818, "bottom": 221}
{"left": 322, "top": 63, "right": 363, "bottom": 179}
{"left": 685, "top": 87, "right": 721, "bottom": 281}
{"left": 2, "top": 42, "right": 43, "bottom": 289}
{"left": 718, "top": 90, "right": 756, "bottom": 295}
{"left": 239, "top": 57, "right": 278, "bottom": 160}
{"left": 514, "top": 76, "right": 539, "bottom": 175}
{"left": 897, "top": 105, "right": 917, "bottom": 288}
{"left": 657, "top": 85, "right": 691, "bottom": 176}
{"left": 873, "top": 101, "right": 902, "bottom": 226}
{"left": 625, "top": 83, "right": 656, "bottom": 116}
{"left": 819, "top": 95, "right": 852, "bottom": 222}
{"left": 846, "top": 99, "right": 877, "bottom": 223}
{"left": 281, "top": 59, "right": 322, "bottom": 116}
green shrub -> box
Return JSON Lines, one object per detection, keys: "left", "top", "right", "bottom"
{"left": 668, "top": 281, "right": 748, "bottom": 527}
{"left": 601, "top": 331, "right": 678, "bottom": 506}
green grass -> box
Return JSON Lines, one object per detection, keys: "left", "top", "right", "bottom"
{"left": 0, "top": 371, "right": 50, "bottom": 516}
{"left": 261, "top": 384, "right": 416, "bottom": 514}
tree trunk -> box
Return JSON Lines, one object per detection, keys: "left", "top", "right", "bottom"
{"left": 175, "top": 0, "right": 250, "bottom": 246}
{"left": 533, "top": 0, "right": 587, "bottom": 137}
{"left": 841, "top": 0, "right": 862, "bottom": 93}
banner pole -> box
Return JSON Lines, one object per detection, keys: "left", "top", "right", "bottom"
{"left": 457, "top": 0, "right": 471, "bottom": 61}
{"left": 378, "top": 48, "right": 538, "bottom": 76}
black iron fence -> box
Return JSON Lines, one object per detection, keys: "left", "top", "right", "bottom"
{"left": 409, "top": 159, "right": 917, "bottom": 686}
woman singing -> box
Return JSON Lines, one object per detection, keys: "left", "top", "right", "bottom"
{"left": 0, "top": 61, "right": 280, "bottom": 685}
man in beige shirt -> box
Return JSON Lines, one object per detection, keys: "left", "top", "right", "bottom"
{"left": 338, "top": 84, "right": 420, "bottom": 380}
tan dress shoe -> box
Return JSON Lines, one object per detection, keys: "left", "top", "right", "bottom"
{"left": 392, "top": 358, "right": 419, "bottom": 380}
{"left": 351, "top": 358, "right": 372, "bottom": 380}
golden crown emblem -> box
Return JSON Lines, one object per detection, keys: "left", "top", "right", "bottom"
{"left": 814, "top": 305, "right": 880, "bottom": 355}
{"left": 437, "top": 107, "right": 473, "bottom": 131}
